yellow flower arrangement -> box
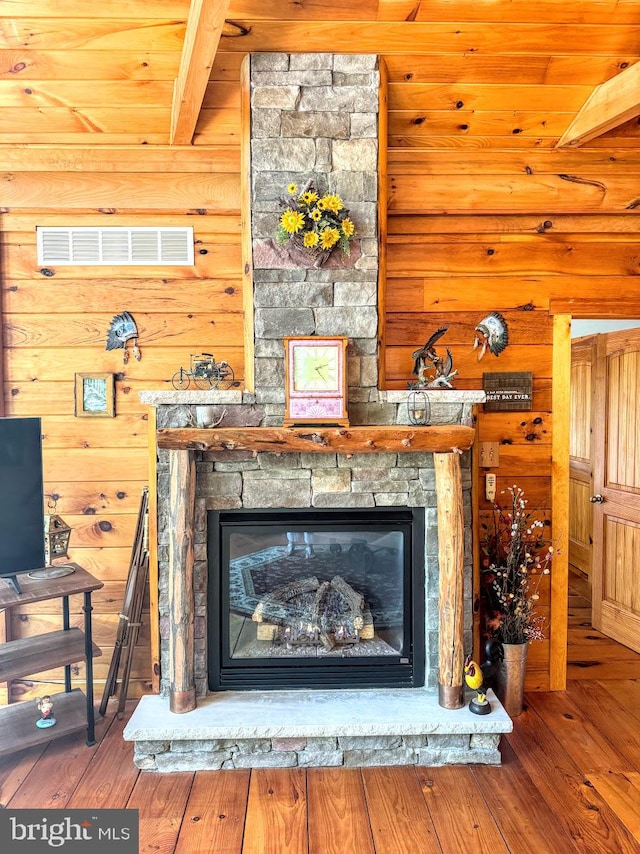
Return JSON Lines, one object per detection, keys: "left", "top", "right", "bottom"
{"left": 274, "top": 180, "right": 356, "bottom": 265}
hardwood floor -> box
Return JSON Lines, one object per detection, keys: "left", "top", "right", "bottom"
{"left": 567, "top": 571, "right": 640, "bottom": 680}
{"left": 1, "top": 679, "right": 639, "bottom": 853}
{"left": 2, "top": 584, "right": 639, "bottom": 853}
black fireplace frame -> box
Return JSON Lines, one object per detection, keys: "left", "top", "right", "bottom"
{"left": 207, "top": 507, "right": 425, "bottom": 691}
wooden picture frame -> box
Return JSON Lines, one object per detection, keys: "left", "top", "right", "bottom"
{"left": 74, "top": 372, "right": 115, "bottom": 418}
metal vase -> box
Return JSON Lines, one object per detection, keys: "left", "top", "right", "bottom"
{"left": 496, "top": 642, "right": 529, "bottom": 717}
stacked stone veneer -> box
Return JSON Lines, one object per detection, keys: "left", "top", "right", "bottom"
{"left": 249, "top": 52, "right": 380, "bottom": 423}
{"left": 134, "top": 732, "right": 502, "bottom": 771}
{"left": 153, "top": 393, "right": 477, "bottom": 700}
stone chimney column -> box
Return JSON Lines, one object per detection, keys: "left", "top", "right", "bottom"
{"left": 249, "top": 53, "right": 381, "bottom": 425}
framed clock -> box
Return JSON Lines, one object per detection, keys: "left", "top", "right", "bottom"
{"left": 283, "top": 337, "right": 349, "bottom": 427}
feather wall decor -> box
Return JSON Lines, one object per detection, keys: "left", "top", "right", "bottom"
{"left": 473, "top": 312, "right": 509, "bottom": 359}
{"left": 106, "top": 311, "right": 141, "bottom": 363}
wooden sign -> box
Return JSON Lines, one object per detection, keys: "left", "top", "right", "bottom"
{"left": 483, "top": 372, "right": 533, "bottom": 411}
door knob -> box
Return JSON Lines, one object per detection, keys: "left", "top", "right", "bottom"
{"left": 589, "top": 494, "right": 604, "bottom": 504}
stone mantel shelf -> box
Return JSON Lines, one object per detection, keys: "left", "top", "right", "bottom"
{"left": 156, "top": 425, "right": 475, "bottom": 454}
{"left": 140, "top": 389, "right": 486, "bottom": 407}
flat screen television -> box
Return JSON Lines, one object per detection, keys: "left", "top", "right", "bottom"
{"left": 0, "top": 416, "right": 46, "bottom": 592}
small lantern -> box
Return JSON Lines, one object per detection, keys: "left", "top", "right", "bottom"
{"left": 407, "top": 390, "right": 431, "bottom": 426}
{"left": 44, "top": 512, "right": 71, "bottom": 564}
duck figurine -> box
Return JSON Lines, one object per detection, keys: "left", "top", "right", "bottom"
{"left": 464, "top": 656, "right": 491, "bottom": 715}
{"left": 464, "top": 639, "right": 504, "bottom": 715}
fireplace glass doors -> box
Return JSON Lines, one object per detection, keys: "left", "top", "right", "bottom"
{"left": 208, "top": 508, "right": 425, "bottom": 690}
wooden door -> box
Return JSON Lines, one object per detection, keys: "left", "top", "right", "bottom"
{"left": 569, "top": 336, "right": 595, "bottom": 579}
{"left": 592, "top": 329, "right": 640, "bottom": 654}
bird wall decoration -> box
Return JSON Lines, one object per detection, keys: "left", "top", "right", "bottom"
{"left": 106, "top": 311, "right": 141, "bottom": 363}
{"left": 409, "top": 326, "right": 458, "bottom": 388}
{"left": 473, "top": 311, "right": 509, "bottom": 360}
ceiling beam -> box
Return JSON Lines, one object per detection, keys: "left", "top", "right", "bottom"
{"left": 170, "top": 0, "right": 230, "bottom": 146}
{"left": 556, "top": 61, "right": 640, "bottom": 148}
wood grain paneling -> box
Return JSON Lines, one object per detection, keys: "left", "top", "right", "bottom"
{"left": 0, "top": 49, "right": 181, "bottom": 81}
{"left": 0, "top": 80, "right": 176, "bottom": 108}
{"left": 2, "top": 0, "right": 639, "bottom": 701}
{"left": 3, "top": 312, "right": 244, "bottom": 348}
{"left": 570, "top": 363, "right": 592, "bottom": 460}
{"left": 1, "top": 20, "right": 186, "bottom": 52}
{"left": 1, "top": 173, "right": 241, "bottom": 212}
{"left": 604, "top": 517, "right": 640, "bottom": 612}
{"left": 382, "top": 53, "right": 639, "bottom": 86}
{"left": 388, "top": 152, "right": 640, "bottom": 177}
{"left": 388, "top": 83, "right": 594, "bottom": 112}
{"left": 2, "top": 279, "right": 243, "bottom": 314}
{"left": 389, "top": 177, "right": 640, "bottom": 213}
{"left": 0, "top": 148, "right": 241, "bottom": 174}
{"left": 217, "top": 23, "right": 640, "bottom": 57}
{"left": 3, "top": 349, "right": 244, "bottom": 384}
{"left": 607, "top": 350, "right": 640, "bottom": 490}
{"left": 226, "top": 0, "right": 640, "bottom": 25}
{"left": 0, "top": 1, "right": 191, "bottom": 18}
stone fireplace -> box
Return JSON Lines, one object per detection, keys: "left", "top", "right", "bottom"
{"left": 123, "top": 52, "right": 511, "bottom": 771}
{"left": 124, "top": 391, "right": 511, "bottom": 771}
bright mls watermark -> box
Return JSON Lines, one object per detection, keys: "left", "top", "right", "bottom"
{"left": 0, "top": 810, "right": 138, "bottom": 852}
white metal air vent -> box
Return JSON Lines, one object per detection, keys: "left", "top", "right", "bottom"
{"left": 36, "top": 226, "right": 194, "bottom": 266}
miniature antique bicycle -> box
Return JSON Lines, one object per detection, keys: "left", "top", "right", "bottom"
{"left": 171, "top": 353, "right": 236, "bottom": 390}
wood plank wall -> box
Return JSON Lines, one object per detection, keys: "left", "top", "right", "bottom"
{"left": 0, "top": 50, "right": 245, "bottom": 699}
{"left": 383, "top": 157, "right": 640, "bottom": 693}
{"left": 2, "top": 0, "right": 640, "bottom": 697}
{"left": 0, "top": 198, "right": 244, "bottom": 701}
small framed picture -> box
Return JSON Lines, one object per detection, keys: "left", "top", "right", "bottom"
{"left": 74, "top": 373, "right": 115, "bottom": 418}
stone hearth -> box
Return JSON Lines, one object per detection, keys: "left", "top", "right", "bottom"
{"left": 125, "top": 689, "right": 509, "bottom": 771}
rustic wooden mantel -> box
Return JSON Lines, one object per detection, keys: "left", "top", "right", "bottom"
{"left": 161, "top": 425, "right": 475, "bottom": 714}
{"left": 156, "top": 424, "right": 475, "bottom": 454}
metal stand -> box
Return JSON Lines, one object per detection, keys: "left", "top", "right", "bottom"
{"left": 99, "top": 488, "right": 149, "bottom": 719}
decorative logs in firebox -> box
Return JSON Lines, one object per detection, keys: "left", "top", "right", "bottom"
{"left": 251, "top": 575, "right": 374, "bottom": 651}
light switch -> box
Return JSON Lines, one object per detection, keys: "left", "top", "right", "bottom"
{"left": 480, "top": 442, "right": 500, "bottom": 468}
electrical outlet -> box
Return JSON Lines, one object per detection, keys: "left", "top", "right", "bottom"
{"left": 486, "top": 473, "right": 497, "bottom": 501}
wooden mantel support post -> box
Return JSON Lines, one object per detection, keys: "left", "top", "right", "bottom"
{"left": 434, "top": 451, "right": 465, "bottom": 709}
{"left": 168, "top": 449, "right": 197, "bottom": 713}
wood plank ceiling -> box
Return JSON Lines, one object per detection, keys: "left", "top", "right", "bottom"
{"left": 1, "top": 0, "right": 639, "bottom": 148}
